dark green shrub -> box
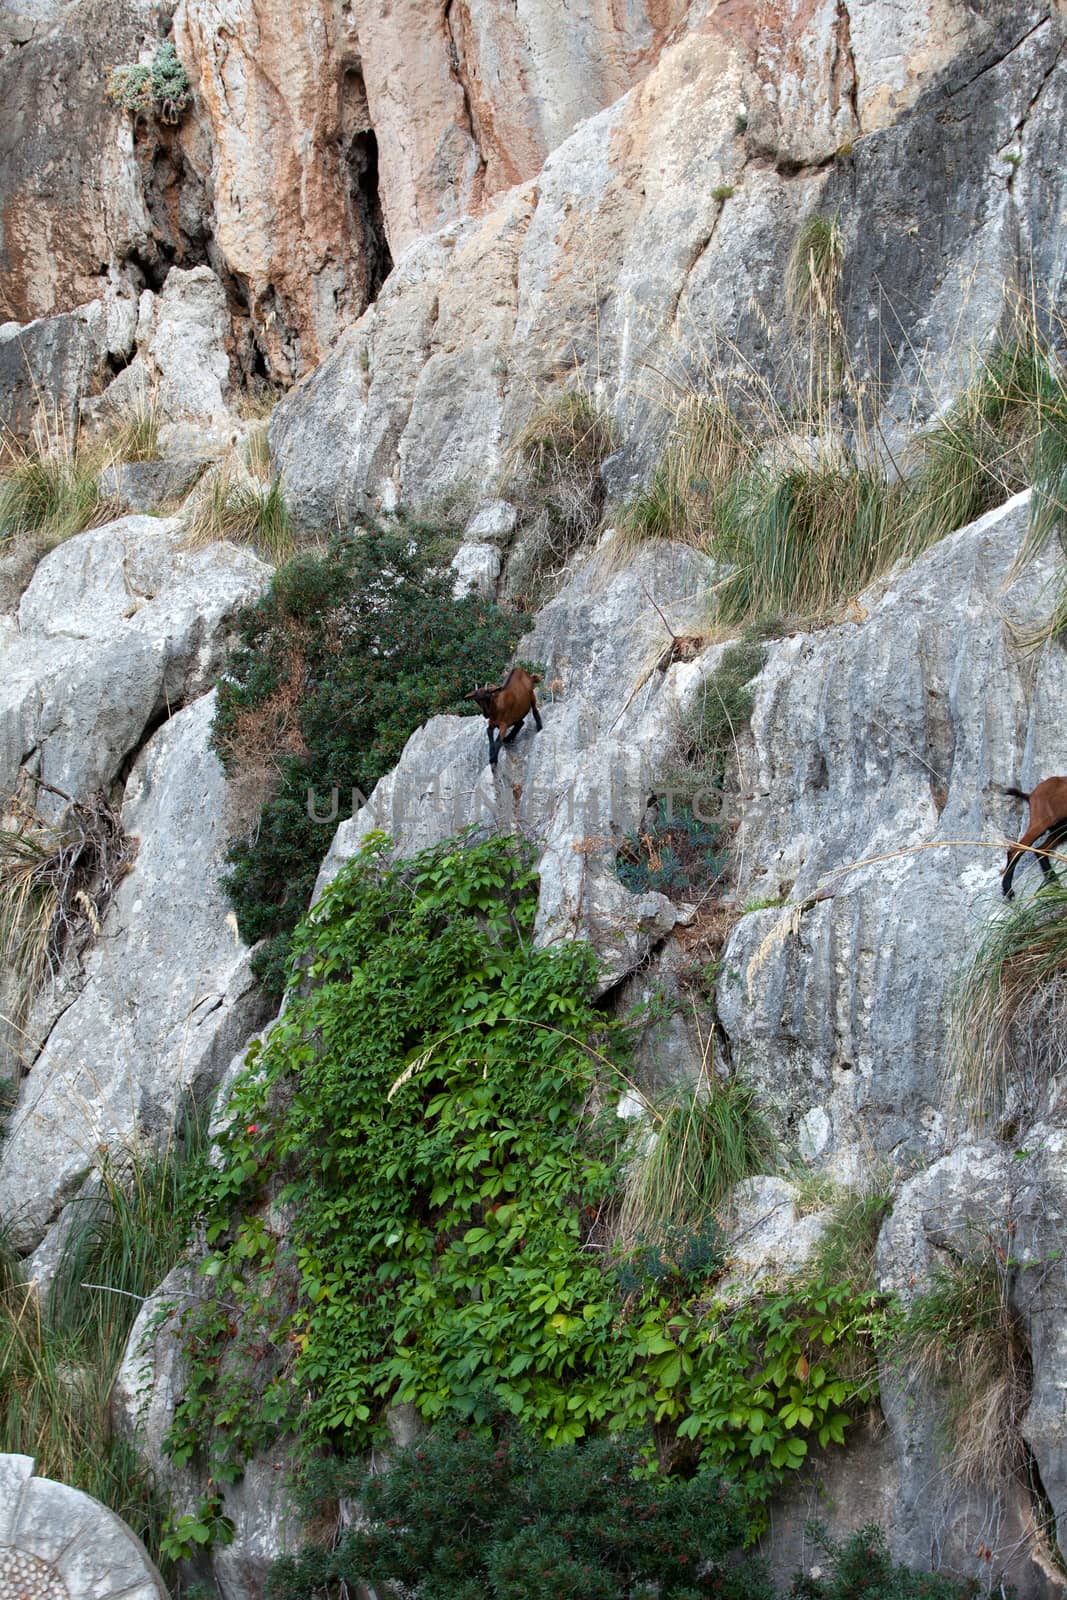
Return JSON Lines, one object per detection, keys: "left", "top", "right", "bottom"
{"left": 614, "top": 1217, "right": 727, "bottom": 1298}
{"left": 615, "top": 799, "right": 727, "bottom": 898}
{"left": 267, "top": 1429, "right": 773, "bottom": 1600}
{"left": 790, "top": 1525, "right": 977, "bottom": 1600}
{"left": 211, "top": 524, "right": 524, "bottom": 991}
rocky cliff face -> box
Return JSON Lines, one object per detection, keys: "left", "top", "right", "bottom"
{"left": 3, "top": 0, "right": 1067, "bottom": 1597}
{"left": 271, "top": 1, "right": 1067, "bottom": 519}
{"left": 0, "top": 0, "right": 694, "bottom": 384}
{"left": 0, "top": 519, "right": 272, "bottom": 1253}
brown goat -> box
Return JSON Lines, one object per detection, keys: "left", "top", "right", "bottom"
{"left": 468, "top": 667, "right": 543, "bottom": 768}
{"left": 1001, "top": 777, "right": 1067, "bottom": 898}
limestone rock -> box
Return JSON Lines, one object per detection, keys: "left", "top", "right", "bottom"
{"left": 872, "top": 1144, "right": 1061, "bottom": 1595}
{"left": 273, "top": 5, "right": 1066, "bottom": 528}
{"left": 114, "top": 1254, "right": 302, "bottom": 1600}
{"left": 317, "top": 540, "right": 717, "bottom": 989}
{"left": 147, "top": 266, "right": 233, "bottom": 420}
{"left": 0, "top": 692, "right": 273, "bottom": 1252}
{"left": 717, "top": 493, "right": 1067, "bottom": 1174}
{"left": 450, "top": 540, "right": 501, "bottom": 597}
{"left": 353, "top": 0, "right": 691, "bottom": 257}
{"left": 83, "top": 268, "right": 242, "bottom": 436}
{"left": 464, "top": 500, "right": 518, "bottom": 543}
{"left": 0, "top": 308, "right": 110, "bottom": 442}
{"left": 98, "top": 457, "right": 208, "bottom": 514}
{"left": 0, "top": 515, "right": 268, "bottom": 812}
{"left": 721, "top": 1176, "right": 826, "bottom": 1286}
{"left": 173, "top": 0, "right": 390, "bottom": 382}
{"left": 0, "top": 0, "right": 156, "bottom": 321}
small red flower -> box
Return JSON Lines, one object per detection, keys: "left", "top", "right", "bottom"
{"left": 246, "top": 1123, "right": 258, "bottom": 1134}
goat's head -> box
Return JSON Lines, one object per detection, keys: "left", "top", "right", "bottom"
{"left": 468, "top": 685, "right": 498, "bottom": 718}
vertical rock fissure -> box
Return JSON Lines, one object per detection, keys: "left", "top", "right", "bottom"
{"left": 833, "top": 0, "right": 860, "bottom": 136}
{"left": 346, "top": 126, "right": 392, "bottom": 303}
{"left": 341, "top": 61, "right": 393, "bottom": 307}
{"left": 443, "top": 0, "right": 488, "bottom": 193}
{"left": 1024, "top": 1436, "right": 1064, "bottom": 1573}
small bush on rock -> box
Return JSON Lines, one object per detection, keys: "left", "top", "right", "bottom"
{"left": 891, "top": 1245, "right": 1029, "bottom": 1491}
{"left": 615, "top": 798, "right": 728, "bottom": 899}
{"left": 105, "top": 41, "right": 191, "bottom": 123}
{"left": 789, "top": 1525, "right": 978, "bottom": 1600}
{"left": 211, "top": 524, "right": 524, "bottom": 991}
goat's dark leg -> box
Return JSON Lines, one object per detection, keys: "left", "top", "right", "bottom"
{"left": 503, "top": 718, "right": 525, "bottom": 744}
{"left": 488, "top": 726, "right": 500, "bottom": 767}
{"left": 1003, "top": 818, "right": 1057, "bottom": 899}
{"left": 1038, "top": 816, "right": 1067, "bottom": 885}
{"left": 531, "top": 695, "right": 543, "bottom": 733}
{"left": 1002, "top": 848, "right": 1022, "bottom": 899}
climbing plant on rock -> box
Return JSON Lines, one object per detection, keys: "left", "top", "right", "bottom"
{"left": 168, "top": 831, "right": 888, "bottom": 1532}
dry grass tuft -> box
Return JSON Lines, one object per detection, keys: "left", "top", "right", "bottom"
{"left": 0, "top": 781, "right": 135, "bottom": 1023}
{"left": 213, "top": 645, "right": 312, "bottom": 832}
{"left": 185, "top": 459, "right": 294, "bottom": 564}
{"left": 0, "top": 416, "right": 117, "bottom": 556}
{"left": 895, "top": 1246, "right": 1029, "bottom": 1490}
{"left": 503, "top": 387, "right": 617, "bottom": 605}
{"left": 105, "top": 400, "right": 161, "bottom": 466}
{"left": 620, "top": 261, "right": 1067, "bottom": 635}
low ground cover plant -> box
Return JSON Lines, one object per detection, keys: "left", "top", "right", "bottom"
{"left": 615, "top": 798, "right": 728, "bottom": 899}
{"left": 266, "top": 1435, "right": 978, "bottom": 1600}
{"left": 790, "top": 1525, "right": 978, "bottom": 1600}
{"left": 267, "top": 1429, "right": 773, "bottom": 1600}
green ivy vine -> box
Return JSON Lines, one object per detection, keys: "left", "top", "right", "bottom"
{"left": 168, "top": 831, "right": 888, "bottom": 1533}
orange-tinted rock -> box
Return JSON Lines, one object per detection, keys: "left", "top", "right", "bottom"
{"left": 173, "top": 0, "right": 390, "bottom": 382}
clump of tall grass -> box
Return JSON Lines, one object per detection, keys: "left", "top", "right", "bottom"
{"left": 503, "top": 387, "right": 617, "bottom": 604}
{"left": 621, "top": 394, "right": 751, "bottom": 549}
{"left": 620, "top": 218, "right": 1067, "bottom": 629}
{"left": 0, "top": 417, "right": 115, "bottom": 553}
{"left": 715, "top": 454, "right": 902, "bottom": 624}
{"left": 618, "top": 1074, "right": 776, "bottom": 1248}
{"left": 0, "top": 1116, "right": 206, "bottom": 1566}
{"left": 893, "top": 1246, "right": 1029, "bottom": 1490}
{"left": 187, "top": 461, "right": 294, "bottom": 564}
{"left": 950, "top": 878, "right": 1067, "bottom": 1126}
{"left": 904, "top": 339, "right": 1059, "bottom": 552}
{"left": 785, "top": 213, "right": 845, "bottom": 329}
{"left": 802, "top": 1178, "right": 893, "bottom": 1294}
{"left": 673, "top": 640, "right": 767, "bottom": 790}
{"left": 106, "top": 400, "right": 162, "bottom": 466}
